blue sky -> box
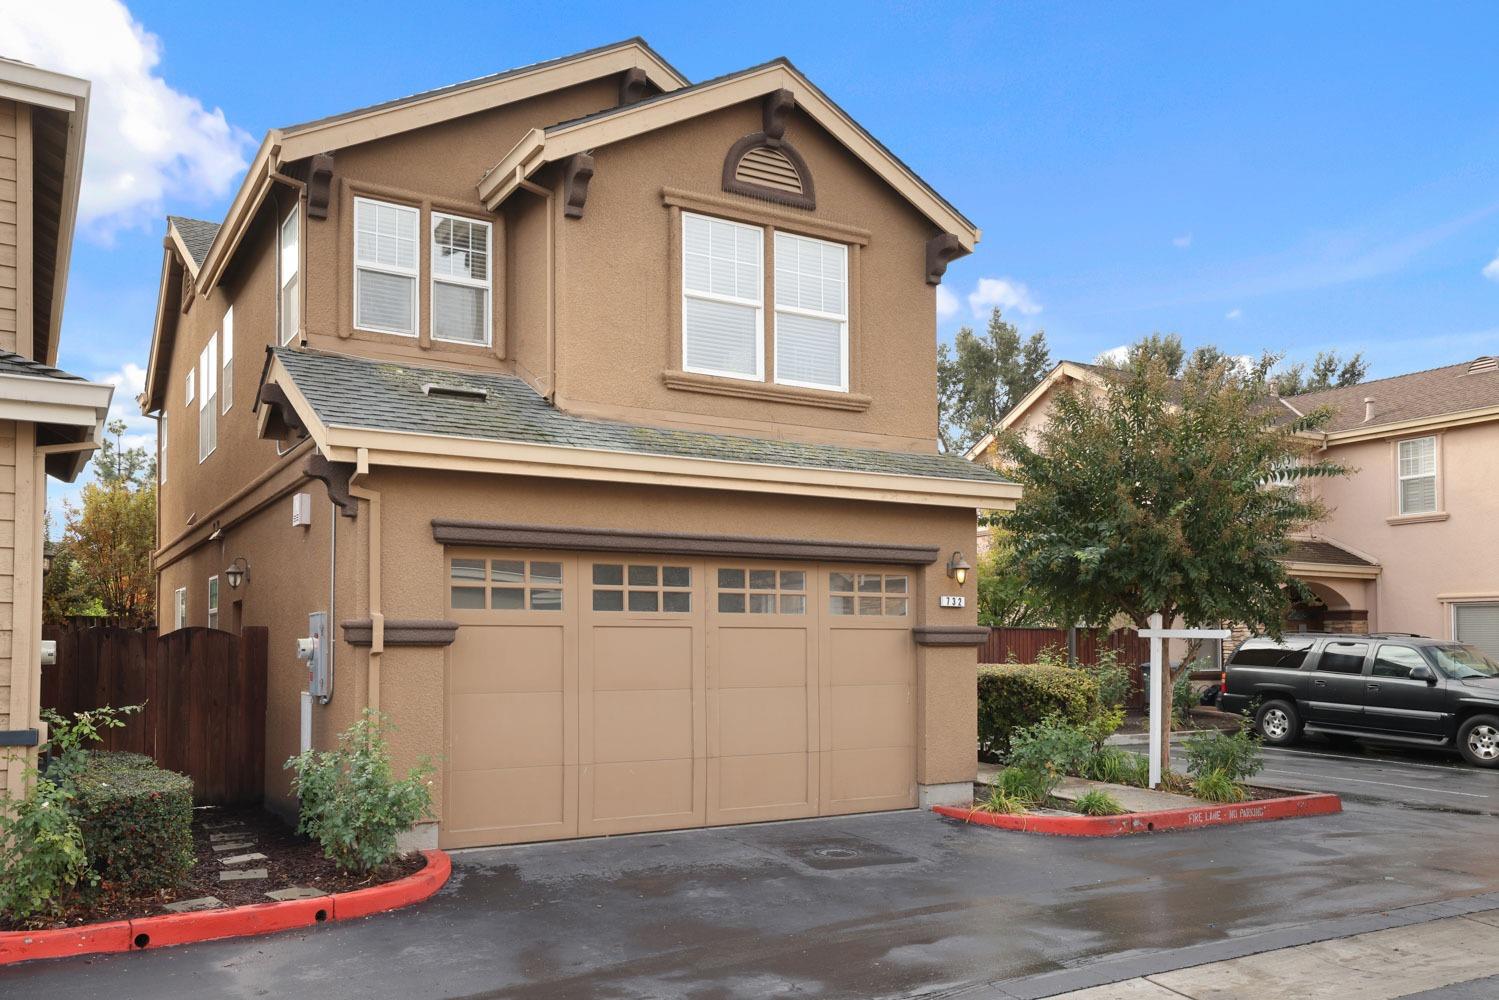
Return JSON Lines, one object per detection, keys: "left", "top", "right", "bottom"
{"left": 8, "top": 0, "right": 1499, "bottom": 514}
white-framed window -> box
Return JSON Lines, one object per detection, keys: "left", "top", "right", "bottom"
{"left": 207, "top": 576, "right": 220, "bottom": 630}
{"left": 1397, "top": 435, "right": 1437, "bottom": 515}
{"left": 221, "top": 306, "right": 234, "bottom": 412}
{"left": 681, "top": 211, "right": 763, "bottom": 381}
{"left": 185, "top": 367, "right": 195, "bottom": 406}
{"left": 354, "top": 197, "right": 419, "bottom": 336}
{"left": 159, "top": 411, "right": 168, "bottom": 484}
{"left": 431, "top": 212, "right": 492, "bottom": 345}
{"left": 279, "top": 208, "right": 300, "bottom": 345}
{"left": 173, "top": 587, "right": 187, "bottom": 630}
{"left": 773, "top": 231, "right": 848, "bottom": 391}
{"left": 198, "top": 337, "right": 218, "bottom": 462}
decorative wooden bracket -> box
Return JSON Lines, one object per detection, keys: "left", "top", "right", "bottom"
{"left": 925, "top": 233, "right": 965, "bottom": 285}
{"left": 763, "top": 89, "right": 795, "bottom": 140}
{"left": 618, "top": 67, "right": 651, "bottom": 106}
{"left": 304, "top": 452, "right": 359, "bottom": 519}
{"left": 562, "top": 153, "right": 595, "bottom": 219}
{"left": 257, "top": 382, "right": 309, "bottom": 440}
{"left": 307, "top": 153, "right": 335, "bottom": 220}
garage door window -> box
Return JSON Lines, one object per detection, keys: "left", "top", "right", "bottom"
{"left": 450, "top": 557, "right": 563, "bottom": 611}
{"left": 593, "top": 562, "right": 692, "bottom": 613}
{"left": 829, "top": 572, "right": 908, "bottom": 617}
{"left": 716, "top": 567, "right": 807, "bottom": 614}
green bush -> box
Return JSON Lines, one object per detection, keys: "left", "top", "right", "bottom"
{"left": 1193, "top": 770, "right": 1247, "bottom": 803}
{"left": 286, "top": 710, "right": 435, "bottom": 874}
{"left": 1073, "top": 789, "right": 1127, "bottom": 816}
{"left": 0, "top": 768, "right": 88, "bottom": 924}
{"left": 978, "top": 663, "right": 1100, "bottom": 757}
{"left": 1183, "top": 722, "right": 1263, "bottom": 784}
{"left": 1092, "top": 649, "right": 1132, "bottom": 710}
{"left": 73, "top": 751, "right": 194, "bottom": 894}
{"left": 1006, "top": 717, "right": 1094, "bottom": 799}
{"left": 996, "top": 766, "right": 1052, "bottom": 805}
{"left": 1173, "top": 672, "right": 1197, "bottom": 728}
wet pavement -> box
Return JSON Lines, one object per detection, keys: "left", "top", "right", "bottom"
{"left": 6, "top": 744, "right": 1499, "bottom": 999}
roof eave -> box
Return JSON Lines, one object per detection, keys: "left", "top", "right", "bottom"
{"left": 1323, "top": 403, "right": 1499, "bottom": 444}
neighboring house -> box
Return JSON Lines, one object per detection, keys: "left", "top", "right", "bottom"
{"left": 141, "top": 39, "right": 1019, "bottom": 848}
{"left": 965, "top": 356, "right": 1499, "bottom": 658}
{"left": 0, "top": 59, "right": 112, "bottom": 796}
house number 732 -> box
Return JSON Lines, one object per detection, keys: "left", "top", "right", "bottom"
{"left": 939, "top": 595, "right": 965, "bottom": 608}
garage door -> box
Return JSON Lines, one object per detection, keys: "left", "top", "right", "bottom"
{"left": 441, "top": 551, "right": 916, "bottom": 848}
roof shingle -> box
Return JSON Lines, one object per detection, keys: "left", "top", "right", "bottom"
{"left": 1283, "top": 358, "right": 1499, "bottom": 433}
{"left": 1284, "top": 539, "right": 1376, "bottom": 568}
{"left": 0, "top": 351, "right": 84, "bottom": 382}
{"left": 167, "top": 216, "right": 220, "bottom": 268}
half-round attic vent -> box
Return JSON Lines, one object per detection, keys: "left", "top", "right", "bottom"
{"left": 1468, "top": 356, "right": 1498, "bottom": 375}
{"left": 735, "top": 146, "right": 803, "bottom": 196}
{"left": 723, "top": 135, "right": 815, "bottom": 210}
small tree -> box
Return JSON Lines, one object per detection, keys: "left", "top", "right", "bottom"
{"left": 997, "top": 343, "right": 1347, "bottom": 766}
{"left": 56, "top": 420, "right": 156, "bottom": 625}
{"left": 976, "top": 524, "right": 1051, "bottom": 628}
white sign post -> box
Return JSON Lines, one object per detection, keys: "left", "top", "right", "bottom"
{"left": 1138, "top": 613, "right": 1232, "bottom": 788}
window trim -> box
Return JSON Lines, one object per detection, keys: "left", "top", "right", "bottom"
{"left": 207, "top": 576, "right": 220, "bottom": 630}
{"left": 772, "top": 230, "right": 849, "bottom": 393}
{"left": 680, "top": 211, "right": 765, "bottom": 383}
{"left": 429, "top": 210, "right": 493, "bottom": 347}
{"left": 221, "top": 305, "right": 234, "bottom": 413}
{"left": 279, "top": 207, "right": 300, "bottom": 345}
{"left": 352, "top": 196, "right": 421, "bottom": 338}
{"left": 159, "top": 410, "right": 167, "bottom": 485}
{"left": 185, "top": 368, "right": 195, "bottom": 407}
{"left": 173, "top": 587, "right": 187, "bottom": 630}
{"left": 1396, "top": 434, "right": 1439, "bottom": 516}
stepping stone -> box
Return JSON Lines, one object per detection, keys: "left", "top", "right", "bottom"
{"left": 209, "top": 831, "right": 250, "bottom": 843}
{"left": 165, "top": 896, "right": 226, "bottom": 913}
{"left": 211, "top": 841, "right": 255, "bottom": 853}
{"left": 219, "top": 868, "right": 269, "bottom": 883}
{"left": 265, "top": 887, "right": 327, "bottom": 902}
{"left": 219, "top": 852, "right": 268, "bottom": 866}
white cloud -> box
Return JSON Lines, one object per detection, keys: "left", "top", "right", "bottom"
{"left": 1483, "top": 252, "right": 1499, "bottom": 282}
{"left": 99, "top": 361, "right": 153, "bottom": 448}
{"left": 935, "top": 284, "right": 959, "bottom": 320}
{"left": 0, "top": 0, "right": 254, "bottom": 236}
{"left": 1172, "top": 233, "right": 1193, "bottom": 249}
{"left": 1225, "top": 308, "right": 1243, "bottom": 320}
{"left": 967, "top": 277, "right": 1042, "bottom": 318}
{"left": 1095, "top": 345, "right": 1129, "bottom": 365}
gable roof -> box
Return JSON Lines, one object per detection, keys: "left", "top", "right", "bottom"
{"left": 1284, "top": 538, "right": 1377, "bottom": 568}
{"left": 166, "top": 216, "right": 219, "bottom": 272}
{"left": 478, "top": 58, "right": 980, "bottom": 249}
{"left": 262, "top": 348, "right": 1017, "bottom": 509}
{"left": 962, "top": 360, "right": 1107, "bottom": 461}
{"left": 0, "top": 351, "right": 113, "bottom": 482}
{"left": 1282, "top": 358, "right": 1499, "bottom": 438}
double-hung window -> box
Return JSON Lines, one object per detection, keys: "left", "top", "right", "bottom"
{"left": 159, "top": 411, "right": 168, "bottom": 484}
{"left": 279, "top": 210, "right": 299, "bottom": 344}
{"left": 354, "top": 197, "right": 419, "bottom": 336}
{"left": 221, "top": 306, "right": 234, "bottom": 411}
{"left": 1397, "top": 436, "right": 1437, "bottom": 515}
{"left": 198, "top": 338, "right": 217, "bottom": 462}
{"left": 185, "top": 368, "right": 195, "bottom": 406}
{"left": 173, "top": 587, "right": 186, "bottom": 630}
{"left": 431, "top": 213, "right": 492, "bottom": 345}
{"left": 773, "top": 231, "right": 847, "bottom": 391}
{"left": 681, "top": 212, "right": 763, "bottom": 380}
{"left": 207, "top": 576, "right": 220, "bottom": 630}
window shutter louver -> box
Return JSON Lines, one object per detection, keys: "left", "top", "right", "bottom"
{"left": 1455, "top": 604, "right": 1499, "bottom": 659}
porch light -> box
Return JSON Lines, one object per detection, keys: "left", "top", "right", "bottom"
{"left": 225, "top": 557, "right": 250, "bottom": 590}
{"left": 42, "top": 543, "right": 53, "bottom": 578}
{"left": 945, "top": 550, "right": 972, "bottom": 586}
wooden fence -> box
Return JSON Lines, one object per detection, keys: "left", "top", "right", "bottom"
{"left": 40, "top": 624, "right": 268, "bottom": 805}
{"left": 980, "top": 627, "right": 1152, "bottom": 709}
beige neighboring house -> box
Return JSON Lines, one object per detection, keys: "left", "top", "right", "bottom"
{"left": 965, "top": 355, "right": 1499, "bottom": 658}
{"left": 0, "top": 58, "right": 113, "bottom": 795}
{"left": 141, "top": 39, "right": 1019, "bottom": 848}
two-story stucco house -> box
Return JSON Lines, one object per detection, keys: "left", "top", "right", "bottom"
{"left": 142, "top": 39, "right": 1018, "bottom": 848}
{"left": 966, "top": 356, "right": 1499, "bottom": 659}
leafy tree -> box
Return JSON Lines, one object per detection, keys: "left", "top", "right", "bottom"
{"left": 996, "top": 343, "right": 1348, "bottom": 766}
{"left": 937, "top": 308, "right": 1052, "bottom": 453}
{"left": 976, "top": 524, "right": 1051, "bottom": 628}
{"left": 1272, "top": 351, "right": 1369, "bottom": 396}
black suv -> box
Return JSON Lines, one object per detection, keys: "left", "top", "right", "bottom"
{"left": 1220, "top": 633, "right": 1499, "bottom": 767}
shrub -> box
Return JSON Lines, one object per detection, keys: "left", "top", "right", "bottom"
{"left": 1006, "top": 717, "right": 1094, "bottom": 799}
{"left": 1073, "top": 789, "right": 1127, "bottom": 816}
{"left": 997, "top": 766, "right": 1051, "bottom": 805}
{"left": 980, "top": 783, "right": 1029, "bottom": 815}
{"left": 1183, "top": 721, "right": 1263, "bottom": 785}
{"left": 286, "top": 710, "right": 435, "bottom": 874}
{"left": 73, "top": 751, "right": 194, "bottom": 894}
{"left": 978, "top": 663, "right": 1100, "bottom": 757}
{"left": 1093, "top": 649, "right": 1132, "bottom": 710}
{"left": 0, "top": 768, "right": 88, "bottom": 924}
{"left": 1173, "top": 672, "right": 1197, "bottom": 728}
{"left": 1193, "top": 770, "right": 1248, "bottom": 803}
{"left": 1082, "top": 746, "right": 1137, "bottom": 785}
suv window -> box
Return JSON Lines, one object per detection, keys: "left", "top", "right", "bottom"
{"left": 1315, "top": 640, "right": 1369, "bottom": 674}
{"left": 1229, "top": 638, "right": 1315, "bottom": 670}
{"left": 1371, "top": 645, "right": 1429, "bottom": 679}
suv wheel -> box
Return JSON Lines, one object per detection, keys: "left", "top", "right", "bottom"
{"left": 1255, "top": 700, "right": 1300, "bottom": 746}
{"left": 1458, "top": 715, "right": 1499, "bottom": 768}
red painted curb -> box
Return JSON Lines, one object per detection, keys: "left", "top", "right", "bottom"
{"left": 0, "top": 849, "right": 449, "bottom": 967}
{"left": 934, "top": 791, "right": 1342, "bottom": 836}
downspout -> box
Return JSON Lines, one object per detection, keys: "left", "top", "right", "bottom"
{"left": 347, "top": 447, "right": 384, "bottom": 712}
{"left": 515, "top": 177, "right": 557, "bottom": 402}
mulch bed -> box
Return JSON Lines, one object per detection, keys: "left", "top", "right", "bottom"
{"left": 3, "top": 805, "right": 425, "bottom": 932}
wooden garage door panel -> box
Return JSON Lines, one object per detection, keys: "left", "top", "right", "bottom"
{"left": 717, "top": 687, "right": 809, "bottom": 757}
{"left": 592, "top": 689, "right": 694, "bottom": 762}
{"left": 451, "top": 692, "right": 564, "bottom": 769}
{"left": 591, "top": 625, "right": 693, "bottom": 690}
{"left": 717, "top": 627, "right": 807, "bottom": 688}
{"left": 830, "top": 684, "right": 913, "bottom": 752}
{"left": 828, "top": 628, "right": 912, "bottom": 687}
{"left": 588, "top": 759, "right": 697, "bottom": 822}
{"left": 445, "top": 764, "right": 574, "bottom": 843}
{"left": 826, "top": 746, "right": 915, "bottom": 810}
{"left": 714, "top": 753, "right": 812, "bottom": 812}
{"left": 450, "top": 626, "right": 563, "bottom": 694}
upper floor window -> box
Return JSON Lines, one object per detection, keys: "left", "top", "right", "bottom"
{"left": 198, "top": 337, "right": 218, "bottom": 462}
{"left": 431, "top": 213, "right": 492, "bottom": 346}
{"left": 173, "top": 587, "right": 187, "bottom": 630}
{"left": 279, "top": 210, "right": 299, "bottom": 345}
{"left": 773, "top": 231, "right": 847, "bottom": 391}
{"left": 159, "top": 411, "right": 168, "bottom": 484}
{"left": 207, "top": 576, "right": 220, "bottom": 630}
{"left": 354, "top": 197, "right": 419, "bottom": 336}
{"left": 1397, "top": 436, "right": 1437, "bottom": 515}
{"left": 682, "top": 212, "right": 763, "bottom": 381}
{"left": 221, "top": 306, "right": 234, "bottom": 412}
{"left": 185, "top": 367, "right": 195, "bottom": 406}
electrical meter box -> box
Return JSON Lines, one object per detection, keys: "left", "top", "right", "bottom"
{"left": 299, "top": 612, "right": 331, "bottom": 703}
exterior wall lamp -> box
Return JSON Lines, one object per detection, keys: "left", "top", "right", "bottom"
{"left": 225, "top": 557, "right": 251, "bottom": 590}
{"left": 945, "top": 550, "right": 972, "bottom": 586}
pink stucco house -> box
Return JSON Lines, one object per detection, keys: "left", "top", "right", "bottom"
{"left": 965, "top": 356, "right": 1499, "bottom": 658}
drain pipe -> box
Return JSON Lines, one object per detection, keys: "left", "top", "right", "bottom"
{"left": 347, "top": 447, "right": 384, "bottom": 712}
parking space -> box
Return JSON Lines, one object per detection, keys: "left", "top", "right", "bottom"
{"left": 1255, "top": 741, "right": 1499, "bottom": 813}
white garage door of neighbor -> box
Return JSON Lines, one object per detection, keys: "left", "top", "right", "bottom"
{"left": 441, "top": 551, "right": 918, "bottom": 848}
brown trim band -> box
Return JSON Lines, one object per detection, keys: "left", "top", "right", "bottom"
{"left": 431, "top": 520, "right": 940, "bottom": 565}
{"left": 912, "top": 625, "right": 990, "bottom": 647}
{"left": 341, "top": 619, "right": 459, "bottom": 647}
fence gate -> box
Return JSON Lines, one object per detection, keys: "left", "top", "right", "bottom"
{"left": 40, "top": 624, "right": 268, "bottom": 805}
